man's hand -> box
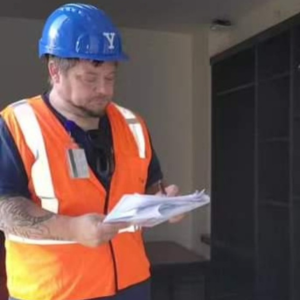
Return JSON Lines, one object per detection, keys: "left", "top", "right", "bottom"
{"left": 0, "top": 196, "right": 129, "bottom": 245}
{"left": 70, "top": 213, "right": 128, "bottom": 248}
{"left": 156, "top": 183, "right": 186, "bottom": 224}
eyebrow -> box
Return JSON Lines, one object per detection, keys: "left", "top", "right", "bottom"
{"left": 85, "top": 71, "right": 116, "bottom": 76}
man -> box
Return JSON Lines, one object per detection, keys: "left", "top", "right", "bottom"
{"left": 0, "top": 3, "right": 183, "bottom": 300}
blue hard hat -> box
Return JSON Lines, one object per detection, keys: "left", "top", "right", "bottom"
{"left": 39, "top": 3, "right": 128, "bottom": 61}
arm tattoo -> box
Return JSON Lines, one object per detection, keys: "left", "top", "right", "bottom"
{"left": 0, "top": 196, "right": 57, "bottom": 239}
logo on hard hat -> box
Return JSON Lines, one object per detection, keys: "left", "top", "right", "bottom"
{"left": 103, "top": 32, "right": 116, "bottom": 50}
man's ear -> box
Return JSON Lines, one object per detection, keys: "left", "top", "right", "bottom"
{"left": 48, "top": 61, "right": 60, "bottom": 84}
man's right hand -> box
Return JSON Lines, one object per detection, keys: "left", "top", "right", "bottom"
{"left": 70, "top": 213, "right": 128, "bottom": 248}
{"left": 0, "top": 197, "right": 128, "bottom": 245}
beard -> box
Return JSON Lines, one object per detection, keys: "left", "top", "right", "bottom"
{"left": 73, "top": 99, "right": 110, "bottom": 118}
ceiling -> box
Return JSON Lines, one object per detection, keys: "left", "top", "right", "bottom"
{"left": 2, "top": 0, "right": 272, "bottom": 32}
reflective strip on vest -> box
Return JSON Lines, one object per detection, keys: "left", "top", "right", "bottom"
{"left": 114, "top": 105, "right": 146, "bottom": 159}
{"left": 7, "top": 100, "right": 74, "bottom": 244}
{"left": 7, "top": 100, "right": 143, "bottom": 244}
{"left": 12, "top": 100, "right": 59, "bottom": 213}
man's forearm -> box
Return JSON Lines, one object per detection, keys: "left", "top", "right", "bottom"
{"left": 0, "top": 196, "right": 73, "bottom": 240}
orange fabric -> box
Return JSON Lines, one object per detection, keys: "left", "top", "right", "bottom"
{"left": 1, "top": 96, "right": 152, "bottom": 300}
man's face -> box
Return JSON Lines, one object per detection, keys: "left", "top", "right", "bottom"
{"left": 51, "top": 60, "right": 117, "bottom": 117}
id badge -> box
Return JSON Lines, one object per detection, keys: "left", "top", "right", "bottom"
{"left": 67, "top": 148, "right": 90, "bottom": 179}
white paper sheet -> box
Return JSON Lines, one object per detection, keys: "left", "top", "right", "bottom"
{"left": 103, "top": 190, "right": 210, "bottom": 229}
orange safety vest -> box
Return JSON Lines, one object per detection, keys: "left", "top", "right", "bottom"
{"left": 1, "top": 95, "right": 152, "bottom": 300}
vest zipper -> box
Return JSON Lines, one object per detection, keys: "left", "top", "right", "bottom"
{"left": 104, "top": 189, "right": 119, "bottom": 293}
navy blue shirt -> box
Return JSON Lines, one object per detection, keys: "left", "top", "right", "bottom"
{"left": 0, "top": 95, "right": 163, "bottom": 198}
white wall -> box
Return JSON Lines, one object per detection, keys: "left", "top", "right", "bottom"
{"left": 116, "top": 28, "right": 212, "bottom": 256}
{"left": 191, "top": 28, "right": 211, "bottom": 258}
{"left": 0, "top": 18, "right": 47, "bottom": 107}
{"left": 209, "top": 0, "right": 300, "bottom": 56}
{"left": 116, "top": 28, "right": 196, "bottom": 250}
{"left": 116, "top": 28, "right": 211, "bottom": 256}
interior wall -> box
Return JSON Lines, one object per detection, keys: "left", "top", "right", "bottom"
{"left": 0, "top": 17, "right": 47, "bottom": 107}
{"left": 209, "top": 0, "right": 300, "bottom": 56}
{"left": 191, "top": 28, "right": 211, "bottom": 257}
{"left": 116, "top": 28, "right": 196, "bottom": 250}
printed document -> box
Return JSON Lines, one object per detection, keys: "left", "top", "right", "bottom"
{"left": 103, "top": 190, "right": 210, "bottom": 228}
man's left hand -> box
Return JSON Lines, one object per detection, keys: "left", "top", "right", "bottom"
{"left": 157, "top": 184, "right": 186, "bottom": 224}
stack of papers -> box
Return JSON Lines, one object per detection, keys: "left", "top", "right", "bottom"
{"left": 103, "top": 190, "right": 210, "bottom": 228}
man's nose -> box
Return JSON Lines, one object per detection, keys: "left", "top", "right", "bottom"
{"left": 96, "top": 79, "right": 109, "bottom": 95}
